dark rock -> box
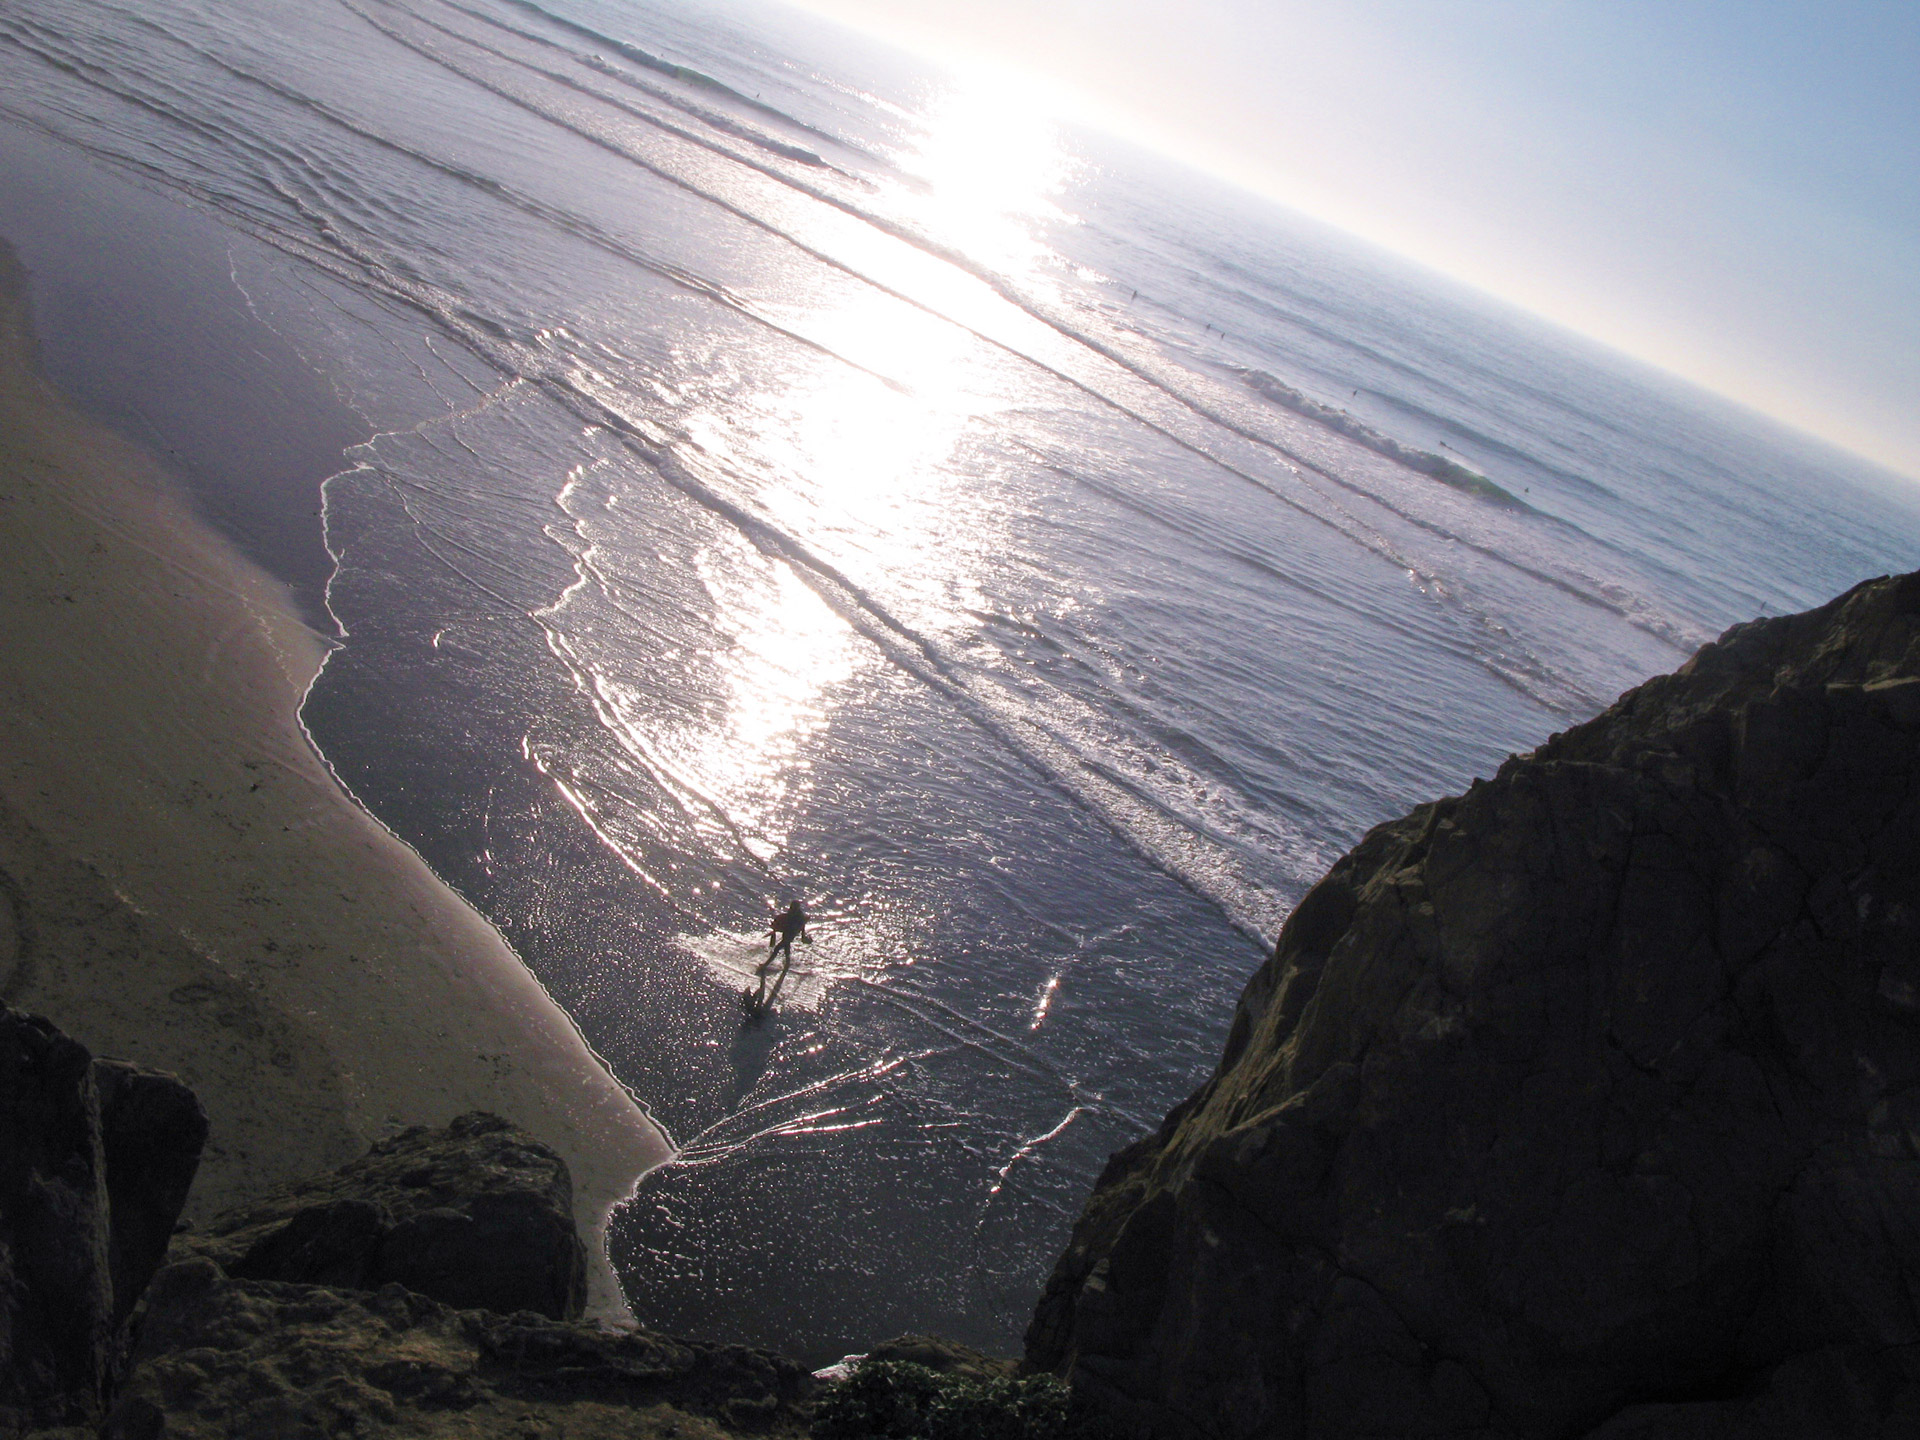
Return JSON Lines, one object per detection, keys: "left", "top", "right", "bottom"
{"left": 1580, "top": 1343, "right": 1920, "bottom": 1438}
{"left": 862, "top": 1334, "right": 1019, "bottom": 1383}
{"left": 1028, "top": 573, "right": 1920, "bottom": 1438}
{"left": 0, "top": 1010, "right": 209, "bottom": 1434}
{"left": 0, "top": 1008, "right": 113, "bottom": 1430}
{"left": 474, "top": 1307, "right": 814, "bottom": 1429}
{"left": 230, "top": 1196, "right": 390, "bottom": 1288}
{"left": 106, "top": 1256, "right": 814, "bottom": 1438}
{"left": 185, "top": 1110, "right": 588, "bottom": 1319}
{"left": 93, "top": 1059, "right": 207, "bottom": 1328}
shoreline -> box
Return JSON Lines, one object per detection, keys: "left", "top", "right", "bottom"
{"left": 0, "top": 239, "right": 671, "bottom": 1321}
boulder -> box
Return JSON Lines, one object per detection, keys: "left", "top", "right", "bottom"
{"left": 182, "top": 1110, "right": 588, "bottom": 1319}
{"left": 1028, "top": 573, "right": 1920, "bottom": 1438}
{"left": 105, "top": 1256, "right": 814, "bottom": 1439}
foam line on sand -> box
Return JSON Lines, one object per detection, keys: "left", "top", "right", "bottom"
{"left": 0, "top": 239, "right": 670, "bottom": 1323}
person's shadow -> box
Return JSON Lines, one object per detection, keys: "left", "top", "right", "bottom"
{"left": 723, "top": 1001, "right": 781, "bottom": 1112}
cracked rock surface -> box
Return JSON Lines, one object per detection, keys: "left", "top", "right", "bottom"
{"left": 1028, "top": 573, "right": 1920, "bottom": 1438}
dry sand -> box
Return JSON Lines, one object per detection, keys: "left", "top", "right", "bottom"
{"left": 0, "top": 241, "right": 670, "bottom": 1320}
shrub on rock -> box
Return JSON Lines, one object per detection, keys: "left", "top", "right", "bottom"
{"left": 813, "top": 1360, "right": 1106, "bottom": 1440}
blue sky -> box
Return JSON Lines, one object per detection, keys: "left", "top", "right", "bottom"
{"left": 790, "top": 0, "right": 1920, "bottom": 480}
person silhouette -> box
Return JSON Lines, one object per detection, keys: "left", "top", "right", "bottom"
{"left": 747, "top": 901, "right": 810, "bottom": 1015}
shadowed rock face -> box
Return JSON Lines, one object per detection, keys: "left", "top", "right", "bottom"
{"left": 95, "top": 1059, "right": 208, "bottom": 1330}
{"left": 1028, "top": 573, "right": 1920, "bottom": 1439}
{"left": 0, "top": 1009, "right": 204, "bottom": 1433}
{"left": 181, "top": 1111, "right": 589, "bottom": 1321}
{"left": 0, "top": 1008, "right": 112, "bottom": 1430}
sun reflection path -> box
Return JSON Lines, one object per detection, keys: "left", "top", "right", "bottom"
{"left": 887, "top": 70, "right": 1081, "bottom": 283}
{"left": 654, "top": 304, "right": 1029, "bottom": 1004}
{"left": 549, "top": 307, "right": 994, "bottom": 873}
{"left": 546, "top": 68, "right": 1091, "bottom": 1007}
{"left": 678, "top": 536, "right": 857, "bottom": 857}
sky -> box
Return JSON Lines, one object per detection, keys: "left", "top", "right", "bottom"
{"left": 786, "top": 0, "right": 1920, "bottom": 482}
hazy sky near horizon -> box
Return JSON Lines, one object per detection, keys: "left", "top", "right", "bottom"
{"left": 785, "top": 0, "right": 1919, "bottom": 481}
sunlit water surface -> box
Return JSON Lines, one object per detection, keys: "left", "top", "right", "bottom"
{"left": 4, "top": 0, "right": 1917, "bottom": 1359}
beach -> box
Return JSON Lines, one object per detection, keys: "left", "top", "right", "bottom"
{"left": 0, "top": 239, "right": 669, "bottom": 1321}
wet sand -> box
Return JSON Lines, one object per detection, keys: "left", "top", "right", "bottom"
{"left": 0, "top": 240, "right": 670, "bottom": 1320}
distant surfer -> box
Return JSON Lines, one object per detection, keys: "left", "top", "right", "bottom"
{"left": 746, "top": 901, "right": 810, "bottom": 1016}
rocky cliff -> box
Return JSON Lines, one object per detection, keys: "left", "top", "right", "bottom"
{"left": 1028, "top": 572, "right": 1920, "bottom": 1438}
{"left": 0, "top": 1007, "right": 812, "bottom": 1438}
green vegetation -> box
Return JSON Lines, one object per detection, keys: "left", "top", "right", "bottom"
{"left": 811, "top": 1361, "right": 1114, "bottom": 1440}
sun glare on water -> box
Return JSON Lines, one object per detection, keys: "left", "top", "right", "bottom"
{"left": 658, "top": 331, "right": 1003, "bottom": 997}
{"left": 666, "top": 306, "right": 1002, "bottom": 863}
{"left": 553, "top": 66, "right": 1082, "bottom": 998}
{"left": 888, "top": 68, "right": 1080, "bottom": 282}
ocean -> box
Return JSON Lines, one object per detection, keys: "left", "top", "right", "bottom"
{"left": 3, "top": 0, "right": 1917, "bottom": 1361}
